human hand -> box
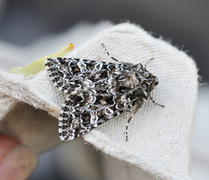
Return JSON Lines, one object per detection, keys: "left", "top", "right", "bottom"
{"left": 0, "top": 134, "right": 37, "bottom": 180}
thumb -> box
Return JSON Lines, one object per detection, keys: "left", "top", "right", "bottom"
{"left": 0, "top": 134, "right": 38, "bottom": 180}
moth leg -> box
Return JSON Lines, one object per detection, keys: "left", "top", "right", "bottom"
{"left": 125, "top": 116, "right": 132, "bottom": 141}
{"left": 101, "top": 43, "right": 120, "bottom": 63}
{"left": 125, "top": 105, "right": 141, "bottom": 141}
{"left": 149, "top": 95, "right": 165, "bottom": 108}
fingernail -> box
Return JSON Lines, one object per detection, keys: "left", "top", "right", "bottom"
{"left": 0, "top": 135, "right": 38, "bottom": 180}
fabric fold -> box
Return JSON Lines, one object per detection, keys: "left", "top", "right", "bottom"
{"left": 0, "top": 23, "right": 197, "bottom": 179}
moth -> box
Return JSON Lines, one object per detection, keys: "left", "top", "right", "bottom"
{"left": 45, "top": 43, "right": 164, "bottom": 141}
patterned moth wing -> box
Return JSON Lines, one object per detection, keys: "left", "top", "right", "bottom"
{"left": 45, "top": 57, "right": 159, "bottom": 141}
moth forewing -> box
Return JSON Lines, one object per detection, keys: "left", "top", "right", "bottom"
{"left": 45, "top": 56, "right": 161, "bottom": 141}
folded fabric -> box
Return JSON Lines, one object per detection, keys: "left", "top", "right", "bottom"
{"left": 0, "top": 23, "right": 198, "bottom": 179}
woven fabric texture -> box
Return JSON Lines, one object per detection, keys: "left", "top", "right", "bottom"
{"left": 0, "top": 23, "right": 198, "bottom": 179}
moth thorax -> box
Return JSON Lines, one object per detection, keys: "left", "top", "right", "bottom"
{"left": 123, "top": 73, "right": 139, "bottom": 88}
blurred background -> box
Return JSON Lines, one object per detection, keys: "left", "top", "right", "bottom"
{"left": 0, "top": 0, "right": 208, "bottom": 179}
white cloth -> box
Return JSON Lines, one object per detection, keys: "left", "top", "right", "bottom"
{"left": 0, "top": 23, "right": 198, "bottom": 179}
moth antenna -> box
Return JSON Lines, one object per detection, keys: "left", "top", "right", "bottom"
{"left": 101, "top": 43, "right": 121, "bottom": 63}
{"left": 144, "top": 58, "right": 154, "bottom": 69}
{"left": 149, "top": 95, "right": 165, "bottom": 108}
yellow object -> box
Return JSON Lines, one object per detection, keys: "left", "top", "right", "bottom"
{"left": 10, "top": 43, "right": 74, "bottom": 76}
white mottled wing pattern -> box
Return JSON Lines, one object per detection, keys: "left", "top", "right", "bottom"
{"left": 45, "top": 57, "right": 158, "bottom": 141}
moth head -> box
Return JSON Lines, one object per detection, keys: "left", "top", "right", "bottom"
{"left": 136, "top": 63, "right": 159, "bottom": 92}
{"left": 143, "top": 70, "right": 159, "bottom": 92}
